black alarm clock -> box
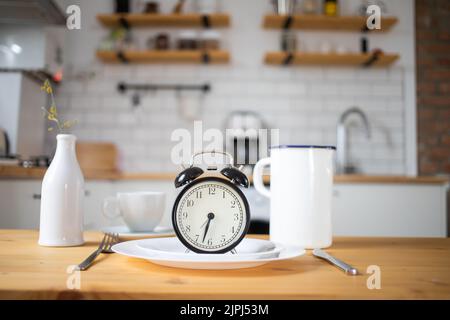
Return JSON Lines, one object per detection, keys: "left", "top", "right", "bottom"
{"left": 172, "top": 151, "right": 250, "bottom": 254}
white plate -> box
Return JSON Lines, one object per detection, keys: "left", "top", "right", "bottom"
{"left": 112, "top": 238, "right": 305, "bottom": 270}
{"left": 101, "top": 225, "right": 174, "bottom": 239}
{"left": 136, "top": 237, "right": 284, "bottom": 260}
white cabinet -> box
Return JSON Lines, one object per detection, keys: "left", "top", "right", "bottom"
{"left": 0, "top": 180, "right": 42, "bottom": 229}
{"left": 243, "top": 182, "right": 448, "bottom": 237}
{"left": 0, "top": 179, "right": 447, "bottom": 237}
{"left": 0, "top": 180, "right": 117, "bottom": 230}
{"left": 0, "top": 179, "right": 176, "bottom": 231}
{"left": 332, "top": 183, "right": 448, "bottom": 237}
{"left": 83, "top": 181, "right": 115, "bottom": 230}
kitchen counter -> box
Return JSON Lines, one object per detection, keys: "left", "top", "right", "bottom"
{"left": 0, "top": 165, "right": 172, "bottom": 180}
{"left": 0, "top": 166, "right": 448, "bottom": 184}
{"left": 0, "top": 230, "right": 449, "bottom": 299}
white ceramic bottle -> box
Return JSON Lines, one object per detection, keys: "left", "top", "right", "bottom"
{"left": 39, "top": 134, "right": 85, "bottom": 246}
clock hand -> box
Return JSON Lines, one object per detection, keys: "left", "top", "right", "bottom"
{"left": 202, "top": 212, "right": 215, "bottom": 243}
{"left": 202, "top": 220, "right": 211, "bottom": 243}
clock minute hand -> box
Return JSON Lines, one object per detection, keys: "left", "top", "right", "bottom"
{"left": 202, "top": 219, "right": 211, "bottom": 243}
{"left": 202, "top": 212, "right": 215, "bottom": 243}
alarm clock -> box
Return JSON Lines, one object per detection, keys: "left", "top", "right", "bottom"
{"left": 172, "top": 151, "right": 250, "bottom": 254}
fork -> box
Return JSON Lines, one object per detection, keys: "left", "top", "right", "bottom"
{"left": 78, "top": 232, "right": 119, "bottom": 271}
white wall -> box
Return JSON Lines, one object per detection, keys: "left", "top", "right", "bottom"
{"left": 52, "top": 0, "right": 416, "bottom": 175}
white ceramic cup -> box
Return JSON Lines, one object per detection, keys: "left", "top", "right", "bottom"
{"left": 103, "top": 192, "right": 166, "bottom": 232}
{"left": 253, "top": 145, "right": 335, "bottom": 249}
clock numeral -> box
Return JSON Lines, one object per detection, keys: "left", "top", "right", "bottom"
{"left": 208, "top": 187, "right": 216, "bottom": 195}
{"left": 222, "top": 191, "right": 226, "bottom": 198}
{"left": 234, "top": 213, "right": 239, "bottom": 221}
{"left": 221, "top": 235, "right": 226, "bottom": 243}
{"left": 182, "top": 211, "right": 188, "bottom": 219}
{"left": 207, "top": 238, "right": 213, "bottom": 246}
{"left": 231, "top": 226, "right": 235, "bottom": 234}
{"left": 186, "top": 225, "right": 191, "bottom": 232}
{"left": 230, "top": 200, "right": 236, "bottom": 208}
{"left": 195, "top": 234, "right": 199, "bottom": 242}
{"left": 196, "top": 191, "right": 202, "bottom": 199}
{"left": 187, "top": 200, "right": 194, "bottom": 207}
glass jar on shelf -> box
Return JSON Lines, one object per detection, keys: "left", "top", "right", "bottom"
{"left": 177, "top": 30, "right": 199, "bottom": 50}
{"left": 301, "top": 0, "right": 320, "bottom": 15}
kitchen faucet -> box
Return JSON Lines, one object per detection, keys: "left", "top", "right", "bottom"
{"left": 336, "top": 107, "right": 371, "bottom": 174}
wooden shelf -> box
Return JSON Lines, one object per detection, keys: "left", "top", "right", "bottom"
{"left": 96, "top": 50, "right": 230, "bottom": 64}
{"left": 263, "top": 14, "right": 398, "bottom": 32}
{"left": 264, "top": 52, "right": 399, "bottom": 67}
{"left": 97, "top": 13, "right": 230, "bottom": 28}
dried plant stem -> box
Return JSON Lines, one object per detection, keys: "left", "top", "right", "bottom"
{"left": 50, "top": 91, "right": 63, "bottom": 131}
{"left": 41, "top": 78, "right": 77, "bottom": 133}
{"left": 41, "top": 107, "right": 62, "bottom": 131}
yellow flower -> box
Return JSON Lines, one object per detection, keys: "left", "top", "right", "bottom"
{"left": 40, "top": 79, "right": 53, "bottom": 94}
{"left": 49, "top": 105, "right": 57, "bottom": 117}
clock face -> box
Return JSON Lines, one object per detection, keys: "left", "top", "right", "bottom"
{"left": 172, "top": 177, "right": 250, "bottom": 253}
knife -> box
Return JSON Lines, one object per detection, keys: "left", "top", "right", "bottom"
{"left": 312, "top": 248, "right": 359, "bottom": 275}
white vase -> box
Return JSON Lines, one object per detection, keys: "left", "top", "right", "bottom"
{"left": 38, "top": 134, "right": 85, "bottom": 246}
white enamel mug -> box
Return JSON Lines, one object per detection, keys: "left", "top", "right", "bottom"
{"left": 103, "top": 192, "right": 165, "bottom": 232}
{"left": 253, "top": 145, "right": 335, "bottom": 249}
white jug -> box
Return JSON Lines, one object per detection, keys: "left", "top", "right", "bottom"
{"left": 253, "top": 145, "right": 335, "bottom": 249}
{"left": 39, "top": 134, "right": 84, "bottom": 246}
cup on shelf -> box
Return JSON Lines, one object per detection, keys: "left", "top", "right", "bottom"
{"left": 103, "top": 191, "right": 166, "bottom": 232}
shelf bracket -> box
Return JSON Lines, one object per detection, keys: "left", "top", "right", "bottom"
{"left": 282, "top": 52, "right": 294, "bottom": 65}
{"left": 362, "top": 50, "right": 382, "bottom": 68}
{"left": 201, "top": 15, "right": 211, "bottom": 28}
{"left": 118, "top": 16, "right": 130, "bottom": 29}
{"left": 283, "top": 15, "right": 293, "bottom": 30}
{"left": 116, "top": 51, "right": 129, "bottom": 63}
{"left": 360, "top": 36, "right": 369, "bottom": 53}
{"left": 361, "top": 22, "right": 369, "bottom": 33}
{"left": 202, "top": 52, "right": 210, "bottom": 64}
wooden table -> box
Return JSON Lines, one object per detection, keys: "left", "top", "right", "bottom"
{"left": 0, "top": 230, "right": 449, "bottom": 299}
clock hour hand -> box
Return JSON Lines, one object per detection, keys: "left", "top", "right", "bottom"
{"left": 202, "top": 212, "right": 215, "bottom": 243}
